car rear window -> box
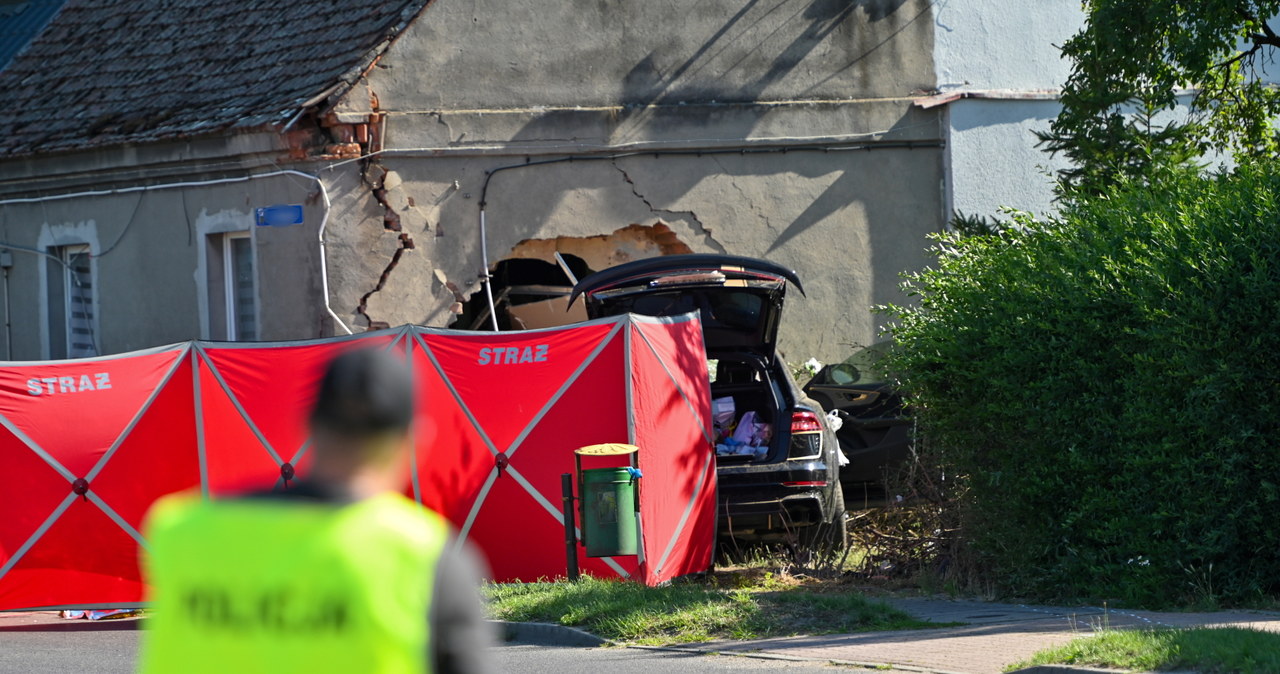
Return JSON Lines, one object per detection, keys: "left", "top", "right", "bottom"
{"left": 706, "top": 292, "right": 763, "bottom": 330}
{"left": 605, "top": 290, "right": 765, "bottom": 333}
{"left": 626, "top": 292, "right": 699, "bottom": 317}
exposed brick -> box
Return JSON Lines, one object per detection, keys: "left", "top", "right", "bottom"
{"left": 324, "top": 143, "right": 362, "bottom": 158}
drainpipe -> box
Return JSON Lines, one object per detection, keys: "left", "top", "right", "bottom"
{"left": 309, "top": 178, "right": 353, "bottom": 335}
{"left": 0, "top": 169, "right": 353, "bottom": 337}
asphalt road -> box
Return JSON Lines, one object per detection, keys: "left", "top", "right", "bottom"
{"left": 0, "top": 617, "right": 140, "bottom": 673}
{"left": 0, "top": 617, "right": 866, "bottom": 673}
{"left": 495, "top": 644, "right": 860, "bottom": 672}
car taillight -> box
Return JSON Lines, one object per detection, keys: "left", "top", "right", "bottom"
{"left": 787, "top": 409, "right": 823, "bottom": 460}
{"left": 783, "top": 480, "right": 828, "bottom": 487}
{"left": 791, "top": 410, "right": 822, "bottom": 433}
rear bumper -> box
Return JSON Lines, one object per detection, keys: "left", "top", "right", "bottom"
{"left": 718, "top": 490, "right": 826, "bottom": 537}
{"left": 715, "top": 461, "right": 835, "bottom": 538}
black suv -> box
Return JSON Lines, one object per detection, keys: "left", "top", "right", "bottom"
{"left": 570, "top": 254, "right": 845, "bottom": 549}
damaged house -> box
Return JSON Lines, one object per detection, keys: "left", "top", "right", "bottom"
{"left": 0, "top": 0, "right": 949, "bottom": 362}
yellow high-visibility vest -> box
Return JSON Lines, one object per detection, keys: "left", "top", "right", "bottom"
{"left": 139, "top": 491, "right": 448, "bottom": 674}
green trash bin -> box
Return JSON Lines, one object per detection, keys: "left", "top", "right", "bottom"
{"left": 580, "top": 466, "right": 638, "bottom": 557}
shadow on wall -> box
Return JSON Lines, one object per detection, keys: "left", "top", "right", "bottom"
{"left": 617, "top": 0, "right": 862, "bottom": 112}
{"left": 617, "top": 0, "right": 918, "bottom": 116}
{"left": 479, "top": 0, "right": 926, "bottom": 256}
{"left": 802, "top": 0, "right": 932, "bottom": 95}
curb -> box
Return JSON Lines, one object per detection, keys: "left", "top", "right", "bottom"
{"left": 1008, "top": 669, "right": 1197, "bottom": 674}
{"left": 1007, "top": 667, "right": 1133, "bottom": 674}
{"left": 489, "top": 620, "right": 612, "bottom": 647}
{"left": 492, "top": 625, "right": 1166, "bottom": 674}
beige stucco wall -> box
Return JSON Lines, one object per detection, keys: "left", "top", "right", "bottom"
{"left": 321, "top": 139, "right": 942, "bottom": 363}
{"left": 318, "top": 0, "right": 945, "bottom": 363}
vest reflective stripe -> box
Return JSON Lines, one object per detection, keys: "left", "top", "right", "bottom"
{"left": 140, "top": 492, "right": 448, "bottom": 674}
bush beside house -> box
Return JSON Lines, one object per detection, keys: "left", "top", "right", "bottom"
{"left": 882, "top": 162, "right": 1280, "bottom": 607}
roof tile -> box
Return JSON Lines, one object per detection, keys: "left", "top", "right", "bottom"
{"left": 0, "top": 0, "right": 432, "bottom": 157}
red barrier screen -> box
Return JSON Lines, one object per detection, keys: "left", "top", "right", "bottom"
{"left": 0, "top": 315, "right": 713, "bottom": 610}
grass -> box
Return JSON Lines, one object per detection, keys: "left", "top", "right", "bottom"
{"left": 484, "top": 571, "right": 939, "bottom": 645}
{"left": 1010, "top": 627, "right": 1280, "bottom": 673}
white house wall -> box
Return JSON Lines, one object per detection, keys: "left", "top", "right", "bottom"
{"left": 932, "top": 0, "right": 1084, "bottom": 220}
{"left": 933, "top": 0, "right": 1082, "bottom": 91}
{"left": 933, "top": 1, "right": 1272, "bottom": 223}
{"left": 946, "top": 99, "right": 1069, "bottom": 221}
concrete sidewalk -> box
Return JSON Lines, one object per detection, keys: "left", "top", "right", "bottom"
{"left": 677, "top": 598, "right": 1280, "bottom": 674}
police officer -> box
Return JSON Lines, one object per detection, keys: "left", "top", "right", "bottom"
{"left": 139, "top": 347, "right": 495, "bottom": 673}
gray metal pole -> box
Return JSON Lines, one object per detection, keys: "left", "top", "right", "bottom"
{"left": 561, "top": 473, "right": 580, "bottom": 581}
{"left": 479, "top": 209, "right": 499, "bottom": 331}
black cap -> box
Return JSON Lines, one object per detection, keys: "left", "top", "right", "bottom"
{"left": 310, "top": 347, "right": 413, "bottom": 436}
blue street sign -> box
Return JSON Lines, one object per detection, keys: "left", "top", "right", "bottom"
{"left": 255, "top": 204, "right": 304, "bottom": 227}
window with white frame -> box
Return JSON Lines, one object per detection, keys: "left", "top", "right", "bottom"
{"left": 46, "top": 244, "right": 97, "bottom": 359}
{"left": 207, "top": 231, "right": 257, "bottom": 341}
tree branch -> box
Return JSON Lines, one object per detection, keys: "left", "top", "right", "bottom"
{"left": 1220, "top": 41, "right": 1264, "bottom": 69}
{"left": 1258, "top": 13, "right": 1278, "bottom": 41}
{"left": 1219, "top": 18, "right": 1280, "bottom": 71}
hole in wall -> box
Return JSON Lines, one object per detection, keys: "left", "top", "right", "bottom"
{"left": 450, "top": 223, "right": 692, "bottom": 331}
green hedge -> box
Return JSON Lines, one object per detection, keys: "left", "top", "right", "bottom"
{"left": 881, "top": 163, "right": 1280, "bottom": 607}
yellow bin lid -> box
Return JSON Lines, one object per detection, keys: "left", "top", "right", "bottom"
{"left": 575, "top": 443, "right": 639, "bottom": 456}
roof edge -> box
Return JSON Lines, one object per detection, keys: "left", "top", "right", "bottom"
{"left": 314, "top": 0, "right": 439, "bottom": 115}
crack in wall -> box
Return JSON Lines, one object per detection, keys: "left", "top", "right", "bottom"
{"left": 355, "top": 232, "right": 416, "bottom": 330}
{"left": 355, "top": 162, "right": 414, "bottom": 329}
{"left": 710, "top": 154, "right": 782, "bottom": 238}
{"left": 611, "top": 160, "right": 728, "bottom": 254}
{"left": 369, "top": 166, "right": 402, "bottom": 232}
{"left": 710, "top": 154, "right": 754, "bottom": 208}
{"left": 433, "top": 269, "right": 468, "bottom": 315}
